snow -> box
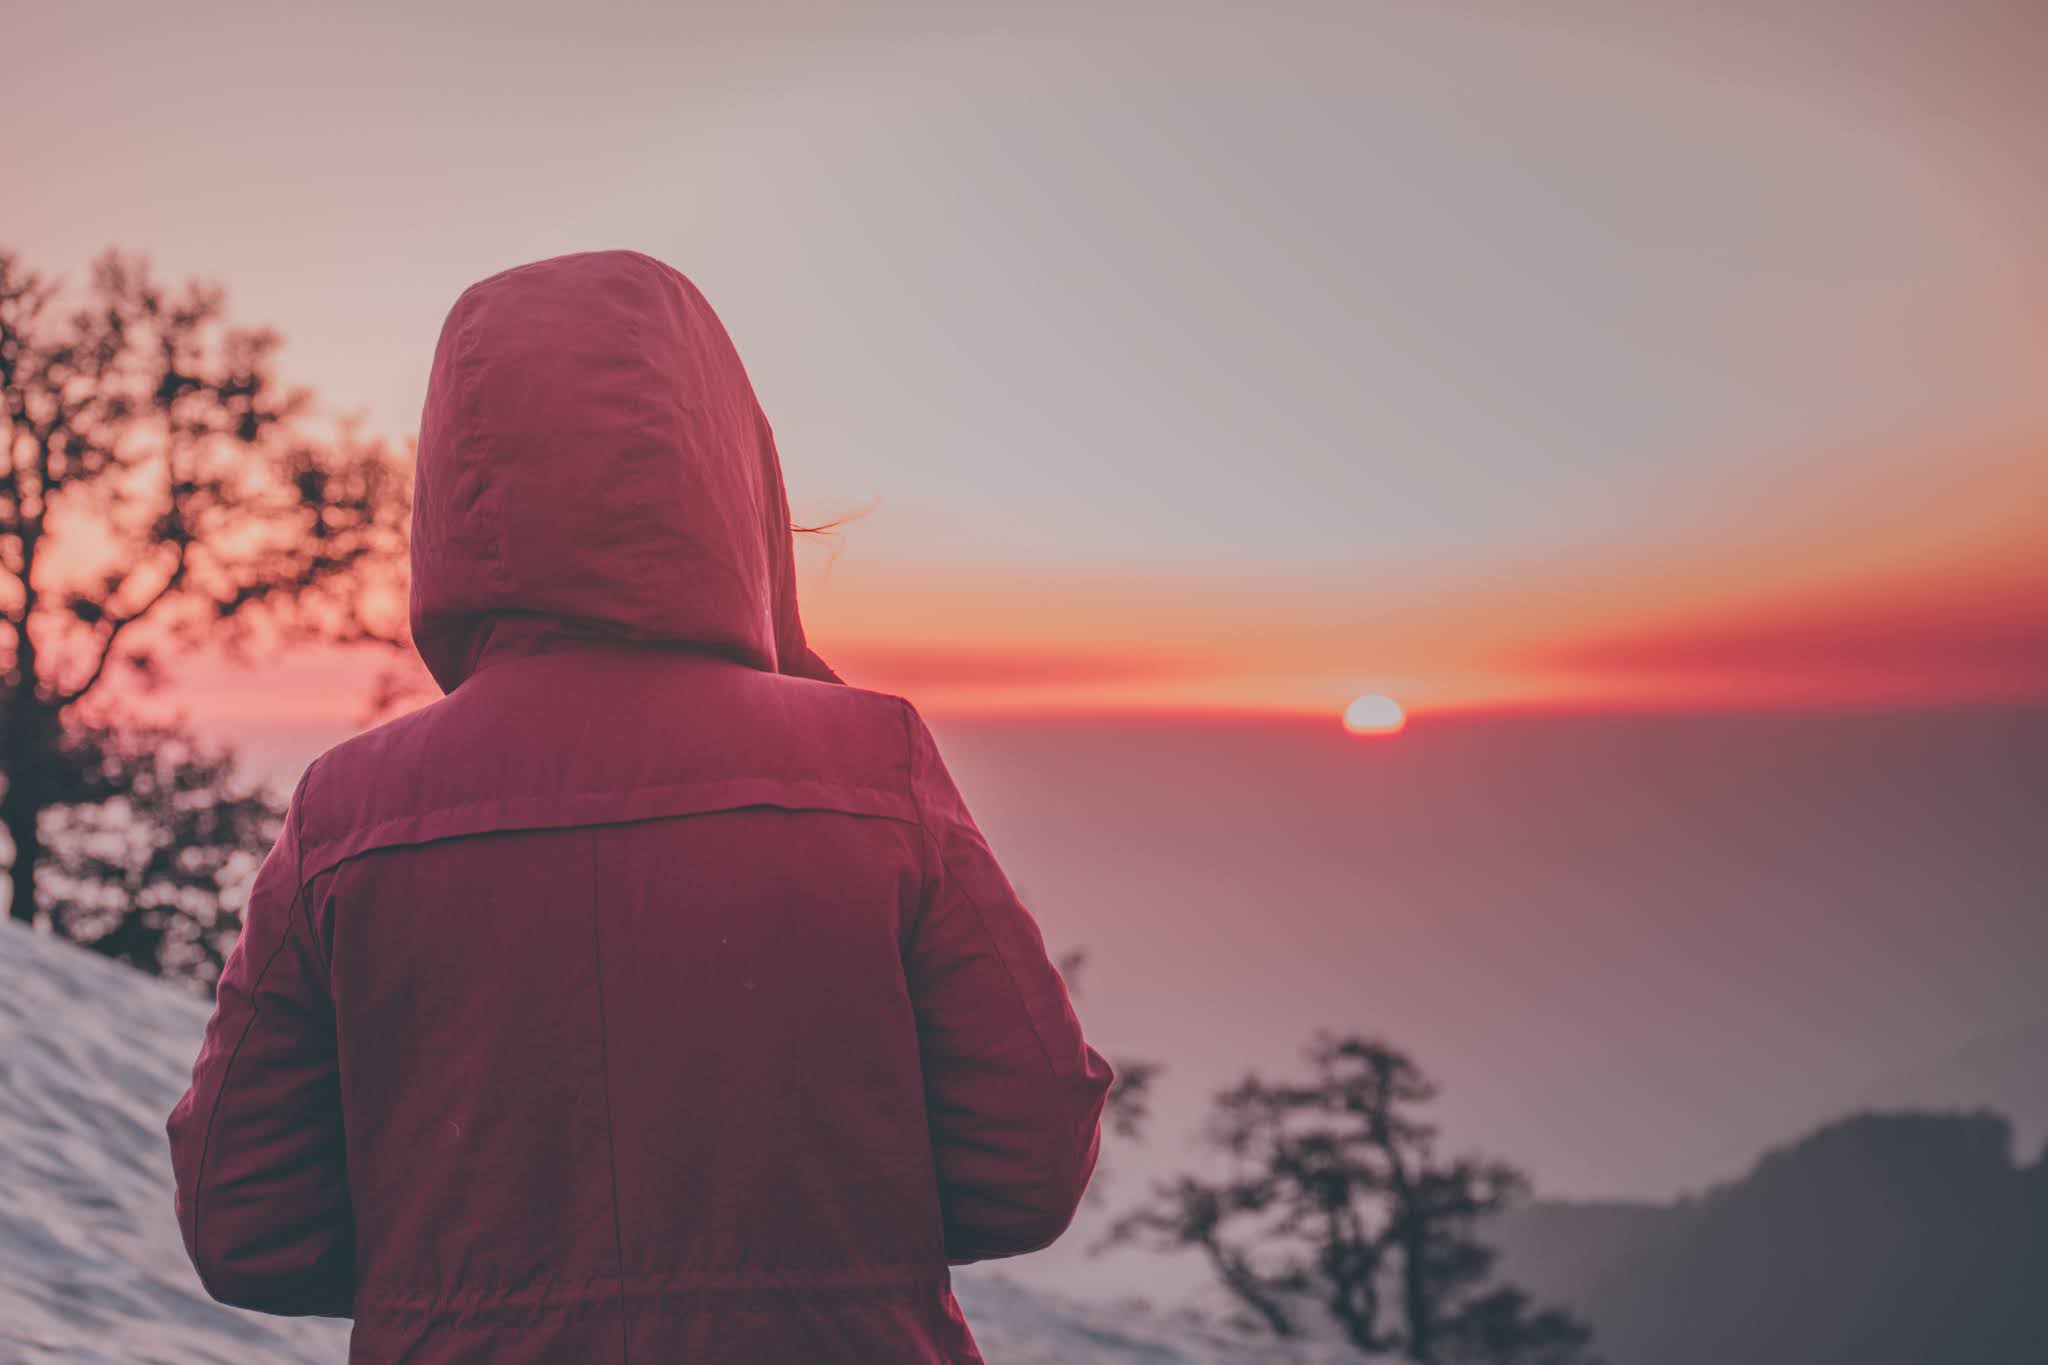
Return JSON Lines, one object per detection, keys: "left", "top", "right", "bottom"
{"left": 0, "top": 920, "right": 1348, "bottom": 1363}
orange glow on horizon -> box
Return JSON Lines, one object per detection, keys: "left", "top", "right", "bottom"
{"left": 130, "top": 429, "right": 2046, "bottom": 739}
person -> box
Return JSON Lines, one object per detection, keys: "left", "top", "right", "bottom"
{"left": 165, "top": 249, "right": 1115, "bottom": 1363}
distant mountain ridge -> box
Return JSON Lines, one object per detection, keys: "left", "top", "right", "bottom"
{"left": 1490, "top": 1110, "right": 2048, "bottom": 1365}
{"left": 1849, "top": 1019, "right": 2048, "bottom": 1153}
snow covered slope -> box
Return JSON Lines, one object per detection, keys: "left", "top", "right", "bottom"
{"left": 0, "top": 921, "right": 1344, "bottom": 1364}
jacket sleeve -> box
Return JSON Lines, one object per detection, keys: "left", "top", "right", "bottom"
{"left": 900, "top": 700, "right": 1116, "bottom": 1265}
{"left": 165, "top": 770, "right": 355, "bottom": 1316}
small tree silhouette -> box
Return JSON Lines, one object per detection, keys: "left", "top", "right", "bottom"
{"left": 1095, "top": 1031, "right": 1597, "bottom": 1364}
{"left": 38, "top": 707, "right": 284, "bottom": 990}
{"left": 0, "top": 245, "right": 409, "bottom": 935}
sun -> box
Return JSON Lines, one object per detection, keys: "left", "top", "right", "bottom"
{"left": 1342, "top": 694, "right": 1407, "bottom": 736}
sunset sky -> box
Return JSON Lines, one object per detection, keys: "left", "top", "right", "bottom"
{"left": 7, "top": 5, "right": 2047, "bottom": 1316}
{"left": 5, "top": 1, "right": 2042, "bottom": 729}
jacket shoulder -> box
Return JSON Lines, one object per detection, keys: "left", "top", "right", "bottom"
{"left": 290, "top": 654, "right": 926, "bottom": 881}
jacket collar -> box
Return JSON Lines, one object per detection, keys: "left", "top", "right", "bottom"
{"left": 458, "top": 612, "right": 755, "bottom": 683}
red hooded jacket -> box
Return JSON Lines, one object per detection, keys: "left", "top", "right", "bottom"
{"left": 165, "top": 249, "right": 1115, "bottom": 1363}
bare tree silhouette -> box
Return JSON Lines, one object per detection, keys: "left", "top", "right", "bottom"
{"left": 0, "top": 245, "right": 409, "bottom": 944}
{"left": 1095, "top": 1031, "right": 1598, "bottom": 1364}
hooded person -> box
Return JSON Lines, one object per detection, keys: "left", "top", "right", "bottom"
{"left": 165, "top": 249, "right": 1115, "bottom": 1364}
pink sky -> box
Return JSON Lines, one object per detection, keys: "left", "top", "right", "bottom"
{"left": 5, "top": 0, "right": 2043, "bottom": 727}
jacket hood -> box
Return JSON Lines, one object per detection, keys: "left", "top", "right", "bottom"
{"left": 409, "top": 249, "right": 840, "bottom": 693}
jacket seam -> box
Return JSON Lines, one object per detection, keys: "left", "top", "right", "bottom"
{"left": 353, "top": 1269, "right": 953, "bottom": 1311}
{"left": 299, "top": 785, "right": 916, "bottom": 884}
{"left": 351, "top": 1283, "right": 960, "bottom": 1330}
{"left": 587, "top": 827, "right": 632, "bottom": 1361}
{"left": 905, "top": 699, "right": 1081, "bottom": 1186}
{"left": 189, "top": 918, "right": 300, "bottom": 1298}
{"left": 932, "top": 841, "right": 1077, "bottom": 1191}
{"left": 900, "top": 698, "right": 933, "bottom": 947}
{"left": 289, "top": 754, "right": 338, "bottom": 981}
{"left": 187, "top": 767, "right": 315, "bottom": 1296}
{"left": 356, "top": 1263, "right": 949, "bottom": 1293}
{"left": 458, "top": 303, "right": 514, "bottom": 602}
